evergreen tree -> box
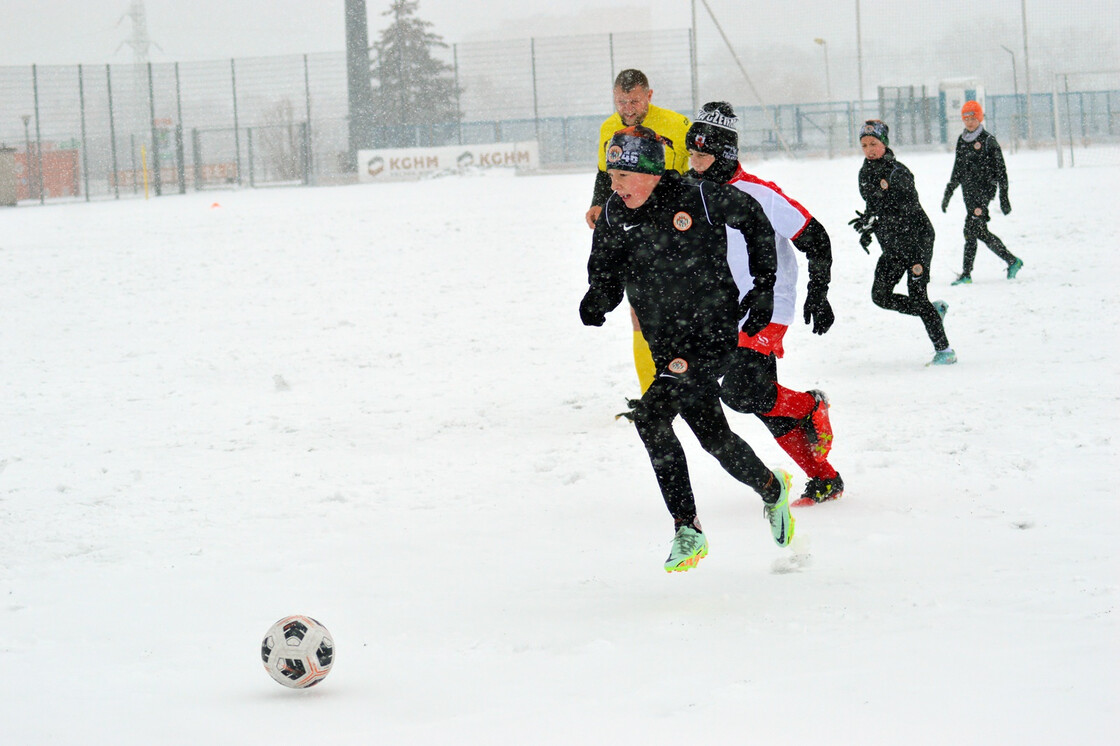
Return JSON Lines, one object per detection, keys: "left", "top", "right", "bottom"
{"left": 370, "top": 0, "right": 461, "bottom": 146}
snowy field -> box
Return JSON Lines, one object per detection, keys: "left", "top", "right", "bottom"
{"left": 1, "top": 146, "right": 1117, "bottom": 744}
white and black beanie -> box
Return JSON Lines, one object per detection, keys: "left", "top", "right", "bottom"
{"left": 686, "top": 101, "right": 739, "bottom": 183}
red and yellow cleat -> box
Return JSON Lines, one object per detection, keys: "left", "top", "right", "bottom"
{"left": 806, "top": 390, "right": 833, "bottom": 462}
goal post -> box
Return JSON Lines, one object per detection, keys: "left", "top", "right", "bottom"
{"left": 1052, "top": 69, "right": 1120, "bottom": 168}
{"left": 189, "top": 123, "right": 311, "bottom": 189}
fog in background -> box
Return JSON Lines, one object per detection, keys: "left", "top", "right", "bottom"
{"left": 1, "top": 1, "right": 1116, "bottom": 104}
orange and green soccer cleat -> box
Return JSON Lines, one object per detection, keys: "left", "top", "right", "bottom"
{"left": 764, "top": 469, "right": 795, "bottom": 547}
{"left": 664, "top": 523, "right": 708, "bottom": 572}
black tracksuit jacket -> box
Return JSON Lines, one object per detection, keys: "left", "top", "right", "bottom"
{"left": 581, "top": 172, "right": 783, "bottom": 517}
{"left": 582, "top": 172, "right": 777, "bottom": 378}
{"left": 945, "top": 128, "right": 1009, "bottom": 210}
{"left": 858, "top": 149, "right": 934, "bottom": 257}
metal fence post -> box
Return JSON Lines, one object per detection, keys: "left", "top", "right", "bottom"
{"left": 147, "top": 62, "right": 162, "bottom": 196}
{"left": 1066, "top": 72, "right": 1075, "bottom": 165}
{"left": 453, "top": 44, "right": 462, "bottom": 145}
{"left": 231, "top": 58, "right": 242, "bottom": 185}
{"left": 847, "top": 101, "right": 855, "bottom": 149}
{"left": 175, "top": 62, "right": 186, "bottom": 194}
{"left": 531, "top": 38, "right": 540, "bottom": 144}
{"left": 247, "top": 127, "right": 255, "bottom": 186}
{"left": 303, "top": 54, "right": 314, "bottom": 184}
{"left": 107, "top": 64, "right": 120, "bottom": 199}
{"left": 300, "top": 122, "right": 310, "bottom": 185}
{"left": 32, "top": 64, "right": 44, "bottom": 204}
{"left": 191, "top": 128, "right": 202, "bottom": 189}
{"left": 78, "top": 64, "right": 90, "bottom": 201}
{"left": 130, "top": 134, "right": 138, "bottom": 194}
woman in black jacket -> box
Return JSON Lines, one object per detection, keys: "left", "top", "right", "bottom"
{"left": 850, "top": 120, "right": 956, "bottom": 366}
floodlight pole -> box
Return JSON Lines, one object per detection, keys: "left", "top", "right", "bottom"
{"left": 856, "top": 0, "right": 865, "bottom": 120}
{"left": 1021, "top": 0, "right": 1033, "bottom": 144}
{"left": 1000, "top": 44, "right": 1020, "bottom": 152}
{"left": 815, "top": 38, "right": 834, "bottom": 158}
{"left": 690, "top": 0, "right": 699, "bottom": 114}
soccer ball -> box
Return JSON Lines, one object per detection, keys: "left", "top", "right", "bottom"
{"left": 260, "top": 615, "right": 335, "bottom": 688}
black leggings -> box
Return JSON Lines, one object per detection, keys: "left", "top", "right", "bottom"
{"left": 633, "top": 373, "right": 777, "bottom": 524}
{"left": 962, "top": 207, "right": 1015, "bottom": 274}
{"left": 872, "top": 242, "right": 950, "bottom": 351}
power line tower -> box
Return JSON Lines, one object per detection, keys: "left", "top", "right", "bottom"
{"left": 116, "top": 1, "right": 162, "bottom": 66}
{"left": 115, "top": 1, "right": 166, "bottom": 195}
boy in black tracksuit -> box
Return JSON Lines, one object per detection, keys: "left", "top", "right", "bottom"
{"left": 851, "top": 120, "right": 956, "bottom": 366}
{"left": 941, "top": 100, "right": 1023, "bottom": 283}
{"left": 579, "top": 125, "right": 795, "bottom": 572}
{"left": 683, "top": 101, "right": 842, "bottom": 506}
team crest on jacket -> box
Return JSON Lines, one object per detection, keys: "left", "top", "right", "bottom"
{"left": 974, "top": 142, "right": 982, "bottom": 150}
{"left": 880, "top": 179, "right": 889, "bottom": 190}
{"left": 668, "top": 358, "right": 689, "bottom": 374}
{"left": 672, "top": 212, "right": 693, "bottom": 231}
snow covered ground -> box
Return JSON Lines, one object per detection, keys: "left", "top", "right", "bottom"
{"left": 1, "top": 146, "right": 1117, "bottom": 744}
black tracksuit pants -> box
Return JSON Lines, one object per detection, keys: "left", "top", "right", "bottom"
{"left": 719, "top": 346, "right": 799, "bottom": 438}
{"left": 632, "top": 372, "right": 779, "bottom": 525}
{"left": 872, "top": 235, "right": 950, "bottom": 352}
{"left": 962, "top": 203, "right": 1016, "bottom": 275}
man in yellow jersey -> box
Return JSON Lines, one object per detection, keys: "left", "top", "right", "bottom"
{"left": 584, "top": 69, "right": 691, "bottom": 395}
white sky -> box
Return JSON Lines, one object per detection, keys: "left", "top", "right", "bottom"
{"left": 0, "top": 1, "right": 1115, "bottom": 108}
{"left": 0, "top": 1, "right": 674, "bottom": 64}
{"left": 0, "top": 0, "right": 1114, "bottom": 66}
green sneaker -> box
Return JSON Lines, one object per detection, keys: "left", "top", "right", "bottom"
{"left": 1007, "top": 258, "right": 1024, "bottom": 279}
{"left": 763, "top": 469, "right": 795, "bottom": 548}
{"left": 932, "top": 299, "right": 948, "bottom": 320}
{"left": 928, "top": 348, "right": 958, "bottom": 366}
{"left": 951, "top": 274, "right": 972, "bottom": 285}
{"left": 664, "top": 523, "right": 708, "bottom": 573}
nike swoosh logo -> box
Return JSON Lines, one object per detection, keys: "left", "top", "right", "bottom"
{"left": 622, "top": 224, "right": 640, "bottom": 231}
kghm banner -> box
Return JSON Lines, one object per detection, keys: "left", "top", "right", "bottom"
{"left": 357, "top": 142, "right": 539, "bottom": 181}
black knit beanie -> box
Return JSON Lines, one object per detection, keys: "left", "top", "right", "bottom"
{"left": 858, "top": 119, "right": 889, "bottom": 147}
{"left": 686, "top": 101, "right": 739, "bottom": 183}
{"left": 606, "top": 125, "right": 666, "bottom": 175}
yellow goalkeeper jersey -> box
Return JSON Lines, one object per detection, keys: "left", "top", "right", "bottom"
{"left": 596, "top": 104, "right": 692, "bottom": 175}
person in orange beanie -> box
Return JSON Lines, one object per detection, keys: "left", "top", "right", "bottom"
{"left": 941, "top": 100, "right": 1023, "bottom": 284}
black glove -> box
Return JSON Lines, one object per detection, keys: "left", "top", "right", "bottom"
{"left": 999, "top": 191, "right": 1011, "bottom": 215}
{"left": 858, "top": 230, "right": 873, "bottom": 253}
{"left": 614, "top": 398, "right": 641, "bottom": 422}
{"left": 848, "top": 210, "right": 872, "bottom": 233}
{"left": 941, "top": 183, "right": 955, "bottom": 213}
{"left": 803, "top": 284, "right": 834, "bottom": 335}
{"left": 579, "top": 293, "right": 606, "bottom": 326}
{"left": 739, "top": 287, "right": 774, "bottom": 337}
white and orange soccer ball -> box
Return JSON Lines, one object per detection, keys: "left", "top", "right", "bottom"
{"left": 260, "top": 615, "right": 335, "bottom": 688}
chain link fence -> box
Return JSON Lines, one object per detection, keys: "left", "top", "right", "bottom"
{"left": 1, "top": 28, "right": 1116, "bottom": 204}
